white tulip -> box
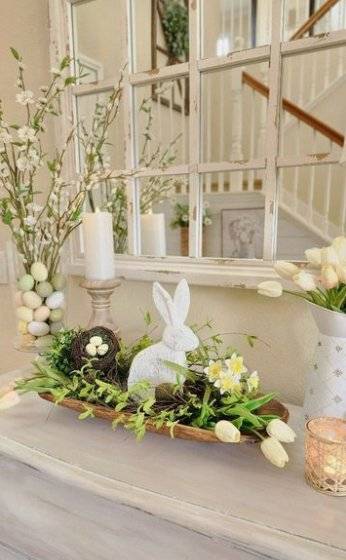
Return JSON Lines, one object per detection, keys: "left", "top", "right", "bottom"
{"left": 305, "top": 247, "right": 322, "bottom": 267}
{"left": 0, "top": 390, "right": 20, "bottom": 410}
{"left": 266, "top": 419, "right": 296, "bottom": 443}
{"left": 320, "top": 265, "right": 339, "bottom": 289}
{"left": 321, "top": 246, "right": 340, "bottom": 266}
{"left": 257, "top": 281, "right": 283, "bottom": 298}
{"left": 332, "top": 236, "right": 346, "bottom": 264}
{"left": 292, "top": 271, "right": 316, "bottom": 292}
{"left": 335, "top": 264, "right": 346, "bottom": 284}
{"left": 260, "top": 437, "right": 289, "bottom": 468}
{"left": 214, "top": 420, "right": 241, "bottom": 443}
{"left": 274, "top": 261, "right": 299, "bottom": 279}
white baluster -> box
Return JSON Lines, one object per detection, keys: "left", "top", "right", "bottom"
{"left": 341, "top": 173, "right": 346, "bottom": 235}
{"left": 218, "top": 1, "right": 227, "bottom": 192}
{"left": 230, "top": 60, "right": 244, "bottom": 192}
{"left": 181, "top": 77, "right": 186, "bottom": 164}
{"left": 324, "top": 152, "right": 333, "bottom": 237}
{"left": 308, "top": 129, "right": 317, "bottom": 225}
{"left": 248, "top": 88, "right": 256, "bottom": 192}
{"left": 293, "top": 120, "right": 301, "bottom": 214}
{"left": 205, "top": 76, "right": 212, "bottom": 193}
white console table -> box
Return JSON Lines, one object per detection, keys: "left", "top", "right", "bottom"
{"left": 0, "top": 369, "right": 345, "bottom": 560}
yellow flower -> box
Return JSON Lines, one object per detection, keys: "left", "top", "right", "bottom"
{"left": 225, "top": 353, "right": 248, "bottom": 376}
{"left": 247, "top": 371, "right": 259, "bottom": 393}
{"left": 214, "top": 371, "right": 241, "bottom": 395}
{"left": 203, "top": 360, "right": 223, "bottom": 382}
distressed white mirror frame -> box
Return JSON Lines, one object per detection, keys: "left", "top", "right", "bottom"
{"left": 48, "top": 0, "right": 346, "bottom": 287}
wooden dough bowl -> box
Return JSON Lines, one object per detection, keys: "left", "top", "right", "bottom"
{"left": 40, "top": 394, "right": 289, "bottom": 443}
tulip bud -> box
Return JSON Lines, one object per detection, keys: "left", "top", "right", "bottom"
{"left": 305, "top": 247, "right": 322, "bottom": 267}
{"left": 335, "top": 264, "right": 346, "bottom": 284}
{"left": 257, "top": 281, "right": 283, "bottom": 298}
{"left": 266, "top": 419, "right": 296, "bottom": 443}
{"left": 321, "top": 246, "right": 340, "bottom": 266}
{"left": 332, "top": 236, "right": 346, "bottom": 264}
{"left": 214, "top": 420, "right": 241, "bottom": 443}
{"left": 0, "top": 390, "right": 20, "bottom": 410}
{"left": 292, "top": 271, "right": 317, "bottom": 292}
{"left": 260, "top": 437, "right": 289, "bottom": 468}
{"left": 320, "top": 265, "right": 339, "bottom": 289}
{"left": 274, "top": 261, "right": 299, "bottom": 279}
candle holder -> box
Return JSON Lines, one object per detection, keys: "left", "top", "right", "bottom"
{"left": 305, "top": 417, "right": 346, "bottom": 496}
{"left": 81, "top": 278, "right": 120, "bottom": 334}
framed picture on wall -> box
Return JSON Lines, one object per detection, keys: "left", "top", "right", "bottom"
{"left": 221, "top": 206, "right": 265, "bottom": 259}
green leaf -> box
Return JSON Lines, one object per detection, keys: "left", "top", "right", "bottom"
{"left": 78, "top": 407, "right": 95, "bottom": 420}
{"left": 10, "top": 47, "right": 20, "bottom": 60}
{"left": 243, "top": 392, "right": 276, "bottom": 412}
{"left": 246, "top": 335, "right": 258, "bottom": 348}
{"left": 163, "top": 360, "right": 189, "bottom": 383}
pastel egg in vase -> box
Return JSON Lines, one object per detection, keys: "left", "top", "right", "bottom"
{"left": 7, "top": 243, "right": 68, "bottom": 353}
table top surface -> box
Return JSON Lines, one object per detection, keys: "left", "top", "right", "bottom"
{"left": 0, "top": 369, "right": 345, "bottom": 560}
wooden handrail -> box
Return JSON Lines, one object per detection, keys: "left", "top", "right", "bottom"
{"left": 290, "top": 0, "right": 340, "bottom": 40}
{"left": 242, "top": 71, "right": 344, "bottom": 147}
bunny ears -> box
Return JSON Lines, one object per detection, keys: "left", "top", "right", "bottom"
{"left": 153, "top": 279, "right": 191, "bottom": 327}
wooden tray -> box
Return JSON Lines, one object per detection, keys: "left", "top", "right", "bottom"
{"left": 40, "top": 394, "right": 289, "bottom": 443}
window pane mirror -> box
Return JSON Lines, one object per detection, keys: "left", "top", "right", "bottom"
{"left": 50, "top": 0, "right": 346, "bottom": 284}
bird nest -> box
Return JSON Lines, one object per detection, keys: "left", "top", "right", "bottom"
{"left": 70, "top": 326, "right": 120, "bottom": 383}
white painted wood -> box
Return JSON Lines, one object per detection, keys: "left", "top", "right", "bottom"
{"left": 0, "top": 369, "right": 345, "bottom": 560}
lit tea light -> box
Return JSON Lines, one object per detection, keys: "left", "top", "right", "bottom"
{"left": 305, "top": 417, "right": 346, "bottom": 496}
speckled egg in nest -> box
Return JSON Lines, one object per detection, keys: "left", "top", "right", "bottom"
{"left": 70, "top": 326, "right": 120, "bottom": 383}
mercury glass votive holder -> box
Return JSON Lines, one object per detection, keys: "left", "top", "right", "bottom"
{"left": 305, "top": 417, "right": 346, "bottom": 496}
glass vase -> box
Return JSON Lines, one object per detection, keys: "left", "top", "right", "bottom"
{"left": 6, "top": 242, "right": 69, "bottom": 353}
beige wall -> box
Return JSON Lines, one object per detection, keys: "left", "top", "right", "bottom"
{"left": 0, "top": 0, "right": 319, "bottom": 404}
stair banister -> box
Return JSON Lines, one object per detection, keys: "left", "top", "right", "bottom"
{"left": 290, "top": 0, "right": 340, "bottom": 40}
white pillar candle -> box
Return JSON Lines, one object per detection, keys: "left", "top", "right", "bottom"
{"left": 82, "top": 210, "right": 115, "bottom": 280}
{"left": 140, "top": 213, "right": 166, "bottom": 257}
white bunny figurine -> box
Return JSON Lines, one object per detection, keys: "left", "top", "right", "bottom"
{"left": 127, "top": 278, "right": 199, "bottom": 395}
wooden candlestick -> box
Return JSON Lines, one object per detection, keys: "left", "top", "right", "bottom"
{"left": 81, "top": 278, "right": 120, "bottom": 334}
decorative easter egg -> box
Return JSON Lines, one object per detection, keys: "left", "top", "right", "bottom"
{"left": 52, "top": 273, "right": 66, "bottom": 291}
{"left": 17, "top": 320, "right": 28, "bottom": 335}
{"left": 31, "top": 262, "right": 48, "bottom": 282}
{"left": 49, "top": 308, "right": 63, "bottom": 322}
{"left": 18, "top": 274, "right": 34, "bottom": 292}
{"left": 22, "top": 291, "right": 42, "bottom": 310}
{"left": 16, "top": 306, "right": 33, "bottom": 323}
{"left": 28, "top": 321, "right": 50, "bottom": 337}
{"left": 97, "top": 343, "right": 109, "bottom": 356}
{"left": 50, "top": 321, "right": 64, "bottom": 335}
{"left": 14, "top": 291, "right": 23, "bottom": 307}
{"left": 46, "top": 291, "right": 65, "bottom": 310}
{"left": 90, "top": 336, "right": 103, "bottom": 347}
{"left": 35, "top": 335, "right": 54, "bottom": 349}
{"left": 85, "top": 343, "right": 97, "bottom": 357}
{"left": 36, "top": 281, "right": 53, "bottom": 298}
{"left": 34, "top": 305, "right": 50, "bottom": 322}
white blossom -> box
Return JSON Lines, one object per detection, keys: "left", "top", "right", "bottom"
{"left": 24, "top": 215, "right": 36, "bottom": 227}
{"left": 38, "top": 97, "right": 48, "bottom": 105}
{"left": 16, "top": 90, "right": 34, "bottom": 105}
{"left": 0, "top": 162, "right": 10, "bottom": 178}
{"left": 0, "top": 130, "right": 12, "bottom": 144}
{"left": 51, "top": 67, "right": 62, "bottom": 77}
{"left": 18, "top": 126, "right": 37, "bottom": 143}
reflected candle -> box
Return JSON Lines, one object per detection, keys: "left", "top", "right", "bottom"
{"left": 82, "top": 210, "right": 114, "bottom": 280}
{"left": 141, "top": 213, "right": 166, "bottom": 256}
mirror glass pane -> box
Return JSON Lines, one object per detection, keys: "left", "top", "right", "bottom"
{"left": 283, "top": 0, "right": 346, "bottom": 41}
{"left": 279, "top": 46, "right": 345, "bottom": 159}
{"left": 138, "top": 175, "right": 189, "bottom": 256}
{"left": 132, "top": 0, "right": 189, "bottom": 73}
{"left": 201, "top": 0, "right": 270, "bottom": 59}
{"left": 277, "top": 164, "right": 346, "bottom": 260}
{"left": 76, "top": 91, "right": 125, "bottom": 171}
{"left": 201, "top": 172, "right": 265, "bottom": 259}
{"left": 72, "top": 0, "right": 124, "bottom": 84}
{"left": 201, "top": 62, "right": 269, "bottom": 165}
{"left": 134, "top": 78, "right": 189, "bottom": 168}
